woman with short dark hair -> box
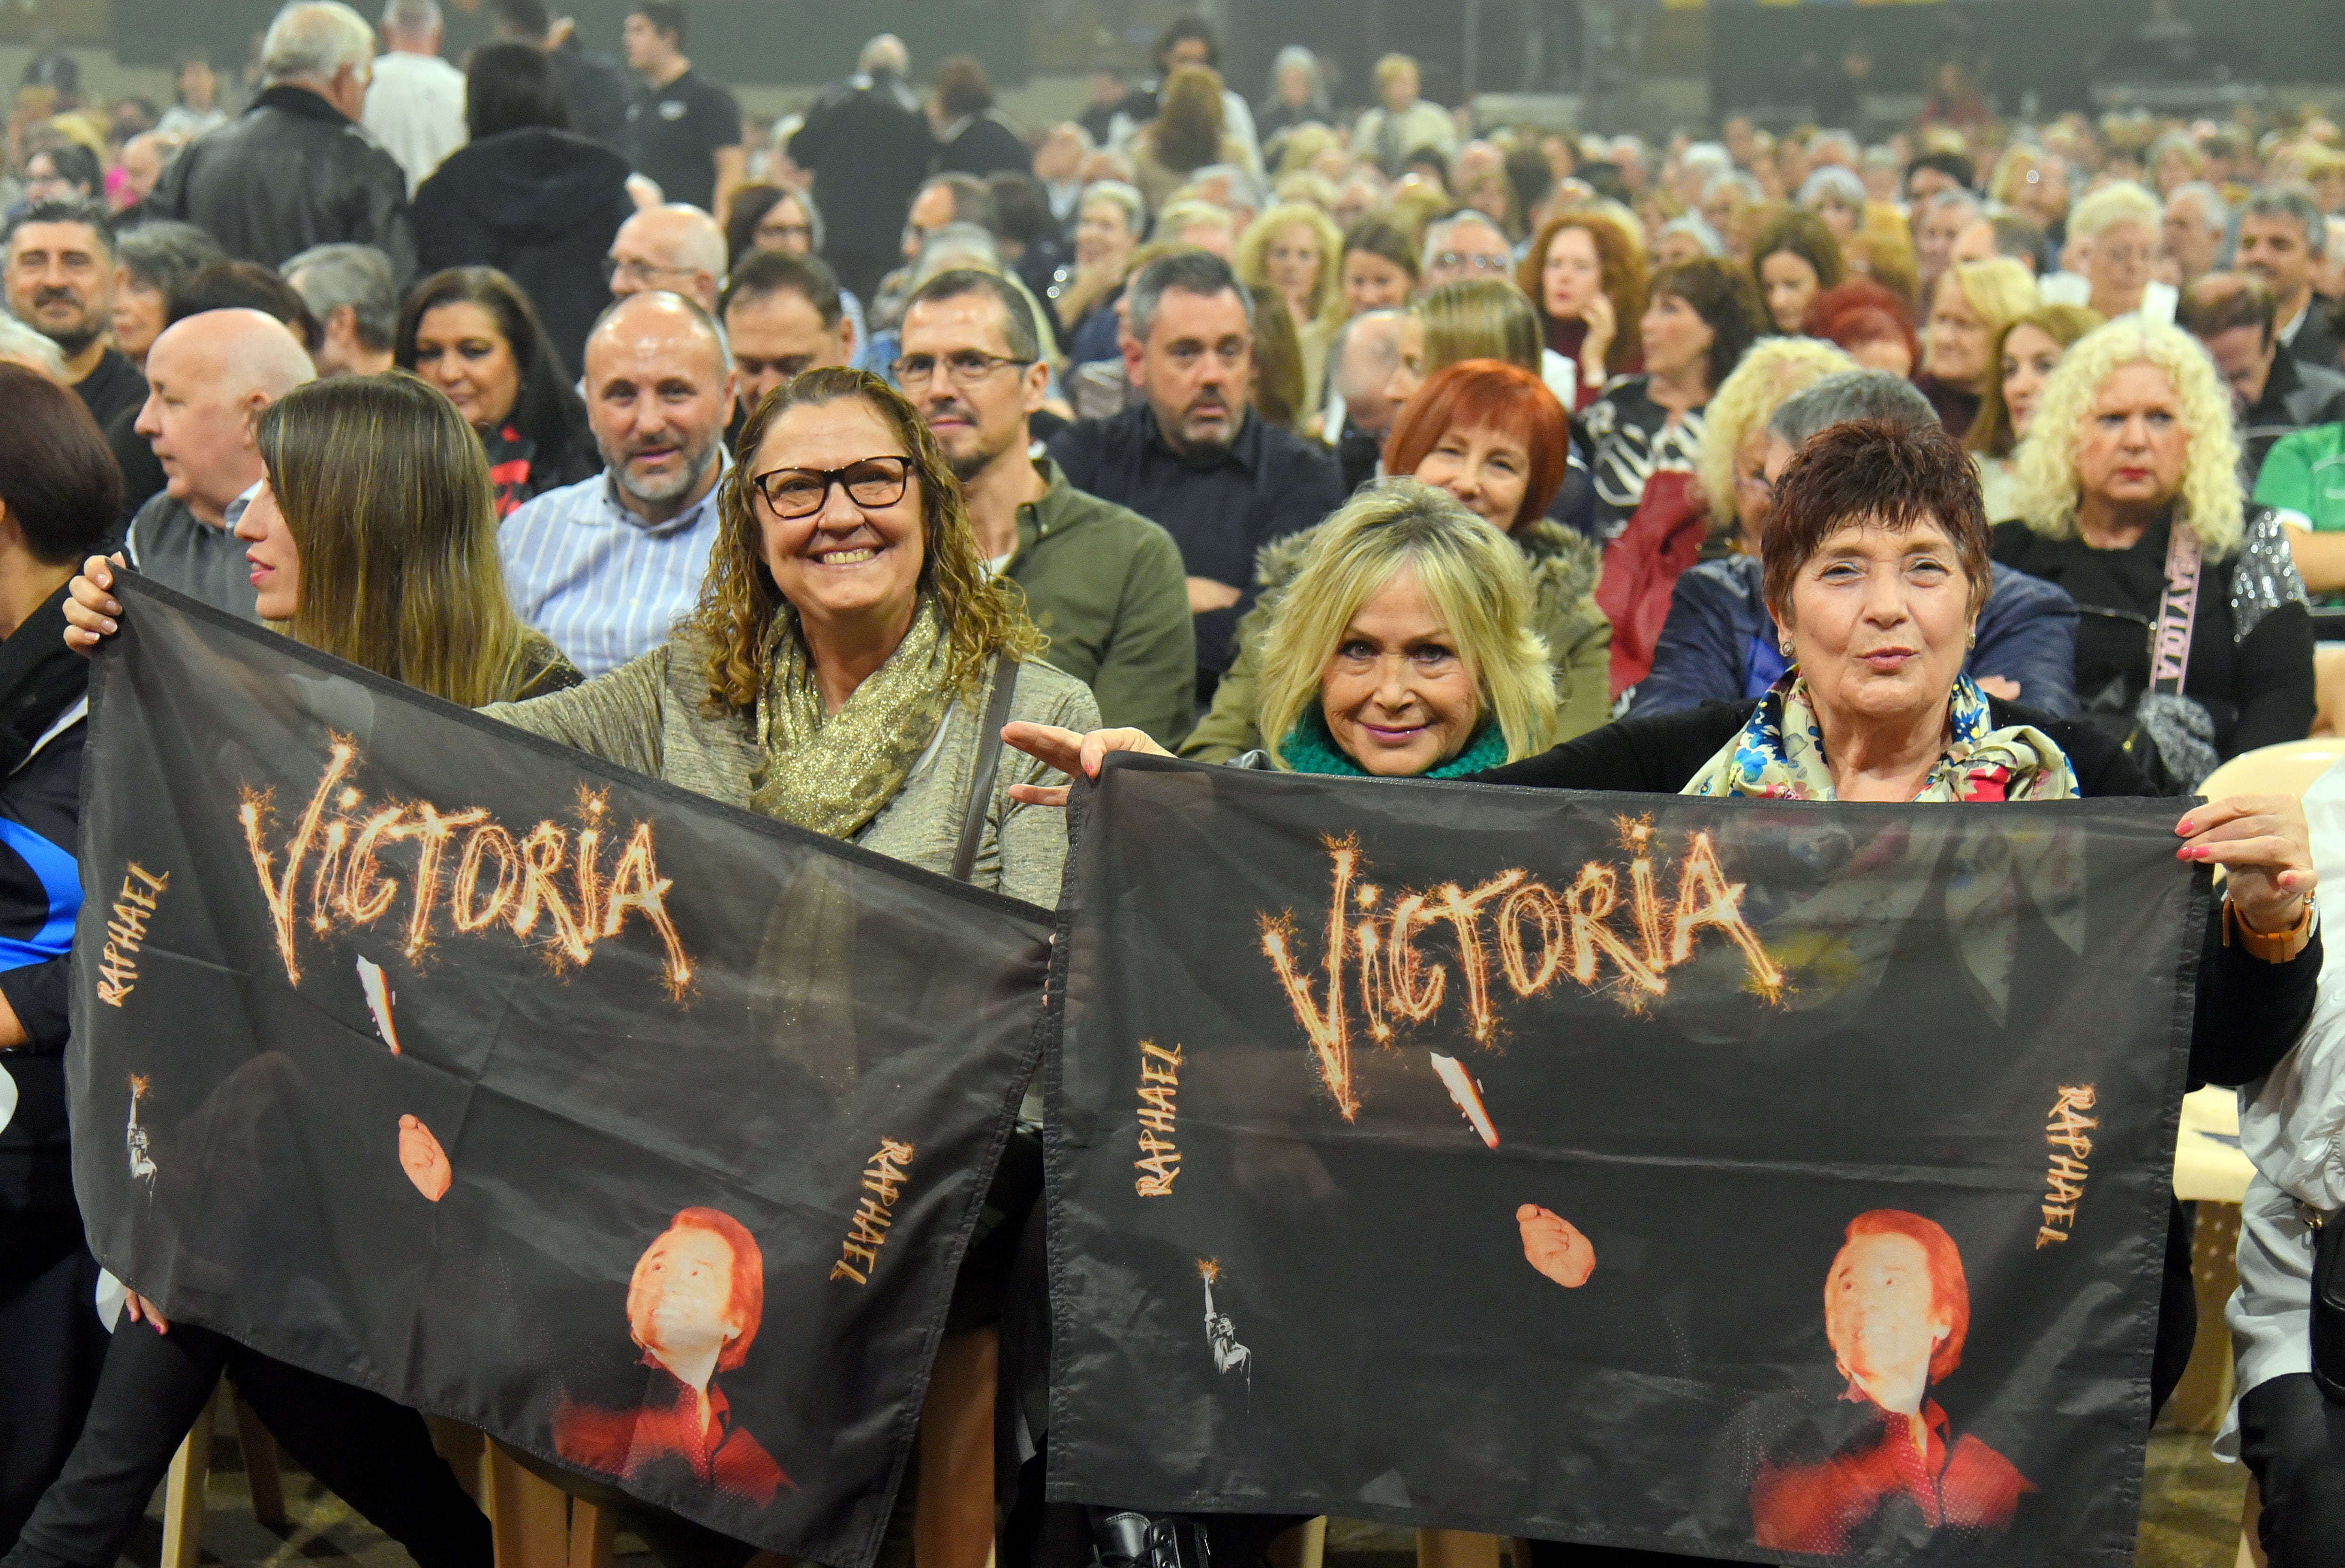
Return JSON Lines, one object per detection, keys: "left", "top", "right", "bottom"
{"left": 394, "top": 266, "right": 597, "bottom": 517}
{"left": 410, "top": 42, "right": 635, "bottom": 377}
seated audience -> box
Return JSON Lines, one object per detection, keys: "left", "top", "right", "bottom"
{"left": 1235, "top": 201, "right": 1344, "bottom": 404}
{"left": 2181, "top": 272, "right": 2345, "bottom": 480}
{"left": 1050, "top": 180, "right": 1144, "bottom": 360}
{"left": 484, "top": 366, "right": 1096, "bottom": 903}
{"left": 497, "top": 290, "right": 735, "bottom": 678}
{"left": 1638, "top": 368, "right": 2079, "bottom": 719}
{"left": 2065, "top": 180, "right": 2167, "bottom": 323}
{"left": 110, "top": 221, "right": 223, "bottom": 373}
{"left": 1747, "top": 206, "right": 1844, "bottom": 337}
{"left": 1802, "top": 279, "right": 1918, "bottom": 376}
{"left": 1319, "top": 309, "right": 1404, "bottom": 491}
{"left": 395, "top": 267, "right": 598, "bottom": 516}
{"left": 5, "top": 199, "right": 143, "bottom": 428}
{"left": 1915, "top": 257, "right": 2037, "bottom": 434}
{"left": 1948, "top": 211, "right": 2047, "bottom": 276}
{"left": 1520, "top": 210, "right": 1647, "bottom": 411}
{"left": 2160, "top": 182, "right": 2228, "bottom": 288}
{"left": 606, "top": 204, "right": 725, "bottom": 314}
{"left": 412, "top": 38, "right": 635, "bottom": 378}
{"left": 1186, "top": 359, "right": 1609, "bottom": 760}
{"left": 281, "top": 243, "right": 397, "bottom": 377}
{"left": 125, "top": 308, "right": 315, "bottom": 620}
{"left": 1583, "top": 255, "right": 1762, "bottom": 543}
{"left": 1994, "top": 318, "right": 2315, "bottom": 786}
{"left": 1337, "top": 216, "right": 1418, "bottom": 318}
{"left": 721, "top": 250, "right": 858, "bottom": 422}
{"left": 1047, "top": 251, "right": 1344, "bottom": 700}
{"left": 897, "top": 268, "right": 1193, "bottom": 743}
{"left": 1967, "top": 303, "right": 2103, "bottom": 521}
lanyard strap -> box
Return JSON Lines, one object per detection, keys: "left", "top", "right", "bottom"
{"left": 2148, "top": 523, "right": 2203, "bottom": 695}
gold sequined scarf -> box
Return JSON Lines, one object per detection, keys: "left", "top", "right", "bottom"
{"left": 747, "top": 599, "right": 957, "bottom": 839}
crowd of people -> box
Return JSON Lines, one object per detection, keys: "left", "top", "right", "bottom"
{"left": 4, "top": 0, "right": 2345, "bottom": 1564}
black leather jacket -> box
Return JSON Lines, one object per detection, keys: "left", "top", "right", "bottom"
{"left": 149, "top": 85, "right": 416, "bottom": 284}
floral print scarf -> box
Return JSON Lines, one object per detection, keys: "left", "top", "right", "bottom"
{"left": 1682, "top": 671, "right": 2080, "bottom": 803}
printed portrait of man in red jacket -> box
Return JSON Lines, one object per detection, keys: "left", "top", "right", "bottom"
{"left": 1747, "top": 1209, "right": 2033, "bottom": 1556}
{"left": 554, "top": 1206, "right": 794, "bottom": 1507}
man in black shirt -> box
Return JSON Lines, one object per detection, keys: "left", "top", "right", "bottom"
{"left": 1048, "top": 252, "right": 1345, "bottom": 700}
{"left": 619, "top": 2, "right": 742, "bottom": 220}
{"left": 3, "top": 199, "right": 144, "bottom": 429}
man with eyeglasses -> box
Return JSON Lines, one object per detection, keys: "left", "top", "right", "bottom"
{"left": 607, "top": 204, "right": 724, "bottom": 313}
{"left": 499, "top": 290, "right": 738, "bottom": 677}
{"left": 719, "top": 250, "right": 857, "bottom": 435}
{"left": 1047, "top": 251, "right": 1344, "bottom": 702}
{"left": 899, "top": 268, "right": 1193, "bottom": 743}
{"left": 1416, "top": 212, "right": 1515, "bottom": 292}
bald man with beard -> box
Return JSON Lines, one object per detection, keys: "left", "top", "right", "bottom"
{"left": 125, "top": 308, "right": 315, "bottom": 621}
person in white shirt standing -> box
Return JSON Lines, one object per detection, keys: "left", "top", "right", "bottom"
{"left": 364, "top": 0, "right": 467, "bottom": 196}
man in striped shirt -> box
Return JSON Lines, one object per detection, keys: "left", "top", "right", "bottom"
{"left": 499, "top": 290, "right": 736, "bottom": 677}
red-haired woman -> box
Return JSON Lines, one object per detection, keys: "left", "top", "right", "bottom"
{"left": 1183, "top": 358, "right": 1612, "bottom": 760}
{"left": 1802, "top": 279, "right": 1920, "bottom": 378}
{"left": 1519, "top": 211, "right": 1647, "bottom": 410}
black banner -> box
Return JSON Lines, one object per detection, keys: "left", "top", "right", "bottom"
{"left": 1044, "top": 757, "right": 2202, "bottom": 1565}
{"left": 69, "top": 577, "right": 1052, "bottom": 1567}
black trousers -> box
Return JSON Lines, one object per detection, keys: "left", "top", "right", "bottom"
{"left": 0, "top": 1210, "right": 107, "bottom": 1551}
{"left": 2238, "top": 1372, "right": 2345, "bottom": 1568}
{"left": 1, "top": 1320, "right": 489, "bottom": 1568}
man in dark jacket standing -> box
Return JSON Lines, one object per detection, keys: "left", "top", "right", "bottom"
{"left": 488, "top": 0, "right": 632, "bottom": 152}
{"left": 789, "top": 34, "right": 934, "bottom": 304}
{"left": 148, "top": 1, "right": 416, "bottom": 286}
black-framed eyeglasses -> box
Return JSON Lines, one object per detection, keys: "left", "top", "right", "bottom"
{"left": 890, "top": 349, "right": 1036, "bottom": 387}
{"left": 751, "top": 456, "right": 912, "bottom": 519}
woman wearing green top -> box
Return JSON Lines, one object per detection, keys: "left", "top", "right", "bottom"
{"left": 1021, "top": 477, "right": 1558, "bottom": 783}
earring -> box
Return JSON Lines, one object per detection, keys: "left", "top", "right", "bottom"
{"left": 1779, "top": 639, "right": 1794, "bottom": 657}
{"left": 1967, "top": 630, "right": 1977, "bottom": 650}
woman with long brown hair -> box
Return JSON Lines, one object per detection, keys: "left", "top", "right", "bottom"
{"left": 1519, "top": 210, "right": 1647, "bottom": 409}
{"left": 1132, "top": 64, "right": 1245, "bottom": 212}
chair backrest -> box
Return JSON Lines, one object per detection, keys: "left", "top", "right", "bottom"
{"left": 2199, "top": 739, "right": 2345, "bottom": 804}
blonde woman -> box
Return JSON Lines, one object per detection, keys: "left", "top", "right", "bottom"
{"left": 1236, "top": 200, "right": 1345, "bottom": 400}
{"left": 1993, "top": 318, "right": 2313, "bottom": 783}
{"left": 1690, "top": 336, "right": 1860, "bottom": 557}
{"left": 1967, "top": 303, "right": 2103, "bottom": 521}
{"left": 2065, "top": 180, "right": 2167, "bottom": 322}
{"left": 1385, "top": 279, "right": 1550, "bottom": 405}
{"left": 1917, "top": 257, "right": 2039, "bottom": 433}
{"left": 1026, "top": 479, "right": 1558, "bottom": 779}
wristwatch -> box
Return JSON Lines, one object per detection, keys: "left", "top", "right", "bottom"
{"left": 2226, "top": 892, "right": 2317, "bottom": 964}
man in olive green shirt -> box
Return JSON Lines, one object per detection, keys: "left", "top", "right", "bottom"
{"left": 895, "top": 268, "right": 1195, "bottom": 744}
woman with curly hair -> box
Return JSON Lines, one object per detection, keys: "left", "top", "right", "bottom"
{"left": 1519, "top": 210, "right": 1647, "bottom": 409}
{"left": 1747, "top": 206, "right": 1844, "bottom": 335}
{"left": 478, "top": 366, "right": 1099, "bottom": 901}
{"left": 1993, "top": 318, "right": 2315, "bottom": 786}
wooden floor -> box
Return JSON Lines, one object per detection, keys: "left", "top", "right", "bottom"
{"left": 117, "top": 1404, "right": 2251, "bottom": 1568}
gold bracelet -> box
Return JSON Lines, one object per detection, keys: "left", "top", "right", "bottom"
{"left": 2226, "top": 893, "right": 2317, "bottom": 964}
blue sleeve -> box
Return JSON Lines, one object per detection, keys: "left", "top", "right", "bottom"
{"left": 1971, "top": 562, "right": 2080, "bottom": 719}
{"left": 1631, "top": 567, "right": 1759, "bottom": 719}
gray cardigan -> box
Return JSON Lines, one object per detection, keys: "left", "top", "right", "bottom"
{"left": 483, "top": 629, "right": 1097, "bottom": 908}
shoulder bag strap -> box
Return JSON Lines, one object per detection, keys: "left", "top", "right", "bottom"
{"left": 2147, "top": 523, "right": 2203, "bottom": 697}
{"left": 951, "top": 659, "right": 1020, "bottom": 884}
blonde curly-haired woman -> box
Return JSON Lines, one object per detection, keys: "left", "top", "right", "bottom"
{"left": 1991, "top": 317, "right": 2314, "bottom": 787}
